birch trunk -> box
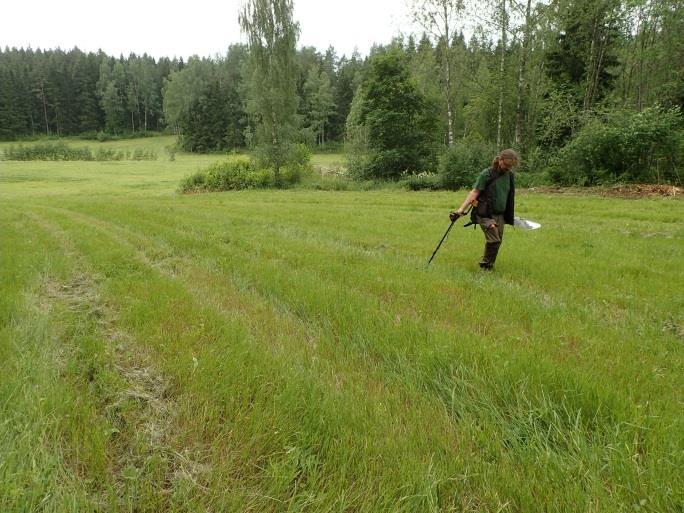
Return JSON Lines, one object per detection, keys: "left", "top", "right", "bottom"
{"left": 443, "top": 2, "right": 455, "bottom": 146}
{"left": 514, "top": 0, "right": 532, "bottom": 146}
{"left": 496, "top": 0, "right": 507, "bottom": 148}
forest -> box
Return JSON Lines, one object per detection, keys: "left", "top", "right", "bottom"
{"left": 0, "top": 0, "right": 682, "bottom": 186}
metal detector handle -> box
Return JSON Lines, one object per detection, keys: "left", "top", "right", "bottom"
{"left": 449, "top": 204, "right": 473, "bottom": 222}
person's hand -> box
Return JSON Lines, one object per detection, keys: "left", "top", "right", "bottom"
{"left": 449, "top": 211, "right": 461, "bottom": 222}
{"left": 489, "top": 223, "right": 497, "bottom": 230}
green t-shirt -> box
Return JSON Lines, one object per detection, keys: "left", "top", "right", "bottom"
{"left": 473, "top": 169, "right": 512, "bottom": 215}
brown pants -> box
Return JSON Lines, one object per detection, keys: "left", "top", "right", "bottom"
{"left": 478, "top": 214, "right": 505, "bottom": 268}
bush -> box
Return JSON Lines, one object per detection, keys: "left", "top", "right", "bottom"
{"left": 180, "top": 159, "right": 288, "bottom": 193}
{"left": 78, "top": 131, "right": 162, "bottom": 142}
{"left": 180, "top": 171, "right": 208, "bottom": 191}
{"left": 549, "top": 106, "right": 683, "bottom": 185}
{"left": 94, "top": 148, "right": 125, "bottom": 161}
{"left": 400, "top": 172, "right": 442, "bottom": 191}
{"left": 131, "top": 148, "right": 158, "bottom": 161}
{"left": 515, "top": 147, "right": 553, "bottom": 187}
{"left": 3, "top": 142, "right": 158, "bottom": 161}
{"left": 5, "top": 142, "right": 93, "bottom": 161}
{"left": 438, "top": 139, "right": 497, "bottom": 189}
{"left": 281, "top": 143, "right": 314, "bottom": 184}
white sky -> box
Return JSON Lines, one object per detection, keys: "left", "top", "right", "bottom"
{"left": 1, "top": 0, "right": 417, "bottom": 60}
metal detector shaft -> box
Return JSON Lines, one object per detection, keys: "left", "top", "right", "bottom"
{"left": 425, "top": 205, "right": 472, "bottom": 267}
{"left": 426, "top": 220, "right": 456, "bottom": 267}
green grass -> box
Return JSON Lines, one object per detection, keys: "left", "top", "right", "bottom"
{"left": 1, "top": 136, "right": 682, "bottom": 512}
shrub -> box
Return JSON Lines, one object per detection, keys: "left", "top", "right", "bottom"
{"left": 94, "top": 148, "right": 126, "bottom": 161}
{"left": 179, "top": 171, "right": 208, "bottom": 192}
{"left": 180, "top": 159, "right": 280, "bottom": 193}
{"left": 251, "top": 143, "right": 313, "bottom": 185}
{"left": 3, "top": 142, "right": 158, "bottom": 161}
{"left": 400, "top": 172, "right": 442, "bottom": 191}
{"left": 131, "top": 148, "right": 158, "bottom": 161}
{"left": 438, "top": 139, "right": 497, "bottom": 189}
{"left": 281, "top": 143, "right": 314, "bottom": 184}
{"left": 549, "top": 106, "right": 683, "bottom": 185}
{"left": 4, "top": 142, "right": 94, "bottom": 161}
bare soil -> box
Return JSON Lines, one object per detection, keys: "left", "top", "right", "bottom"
{"left": 529, "top": 184, "right": 682, "bottom": 199}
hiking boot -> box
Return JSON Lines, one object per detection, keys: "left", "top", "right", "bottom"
{"left": 479, "top": 241, "right": 500, "bottom": 269}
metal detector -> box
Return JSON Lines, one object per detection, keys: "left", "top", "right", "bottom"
{"left": 425, "top": 206, "right": 472, "bottom": 268}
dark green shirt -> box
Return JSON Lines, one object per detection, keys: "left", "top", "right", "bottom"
{"left": 473, "top": 169, "right": 512, "bottom": 215}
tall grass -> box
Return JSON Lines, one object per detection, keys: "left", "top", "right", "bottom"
{"left": 1, "top": 138, "right": 682, "bottom": 512}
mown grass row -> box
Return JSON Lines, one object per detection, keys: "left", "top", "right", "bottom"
{"left": 2, "top": 187, "right": 676, "bottom": 511}
{"left": 1, "top": 186, "right": 682, "bottom": 511}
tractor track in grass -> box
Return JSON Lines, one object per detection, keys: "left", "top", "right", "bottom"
{"left": 25, "top": 211, "right": 209, "bottom": 508}
{"left": 35, "top": 205, "right": 644, "bottom": 445}
{"left": 37, "top": 205, "right": 683, "bottom": 446}
{"left": 34, "top": 200, "right": 669, "bottom": 411}
{"left": 46, "top": 199, "right": 677, "bottom": 370}
{"left": 34, "top": 203, "right": 465, "bottom": 422}
{"left": 30, "top": 205, "right": 505, "bottom": 498}
{"left": 8, "top": 198, "right": 681, "bottom": 511}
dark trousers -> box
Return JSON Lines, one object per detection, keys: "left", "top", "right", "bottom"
{"left": 478, "top": 214, "right": 505, "bottom": 268}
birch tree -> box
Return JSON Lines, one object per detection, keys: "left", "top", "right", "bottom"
{"left": 239, "top": 0, "right": 300, "bottom": 182}
{"left": 409, "top": 0, "right": 465, "bottom": 146}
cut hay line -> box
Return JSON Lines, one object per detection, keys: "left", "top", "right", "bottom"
{"left": 29, "top": 214, "right": 209, "bottom": 505}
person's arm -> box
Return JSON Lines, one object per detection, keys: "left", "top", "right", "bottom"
{"left": 456, "top": 189, "right": 480, "bottom": 214}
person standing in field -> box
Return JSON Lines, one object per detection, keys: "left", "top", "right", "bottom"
{"left": 451, "top": 149, "right": 519, "bottom": 270}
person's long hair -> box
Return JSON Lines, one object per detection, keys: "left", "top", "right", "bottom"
{"left": 491, "top": 149, "right": 520, "bottom": 171}
{"left": 491, "top": 156, "right": 504, "bottom": 171}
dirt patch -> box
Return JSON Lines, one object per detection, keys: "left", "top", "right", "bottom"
{"left": 530, "top": 184, "right": 681, "bottom": 199}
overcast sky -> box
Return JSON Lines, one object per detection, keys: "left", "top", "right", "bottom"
{"left": 1, "top": 0, "right": 417, "bottom": 60}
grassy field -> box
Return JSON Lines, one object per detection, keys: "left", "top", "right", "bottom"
{"left": 1, "top": 138, "right": 683, "bottom": 512}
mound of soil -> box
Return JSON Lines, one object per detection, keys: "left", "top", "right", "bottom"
{"left": 530, "top": 184, "right": 681, "bottom": 199}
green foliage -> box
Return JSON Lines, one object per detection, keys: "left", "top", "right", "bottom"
{"left": 438, "top": 139, "right": 498, "bottom": 189}
{"left": 535, "top": 88, "right": 584, "bottom": 149}
{"left": 163, "top": 50, "right": 247, "bottom": 153}
{"left": 549, "top": 106, "right": 683, "bottom": 185}
{"left": 4, "top": 142, "right": 93, "bottom": 161}
{"left": 544, "top": 0, "right": 621, "bottom": 109}
{"left": 302, "top": 64, "right": 336, "bottom": 146}
{"left": 3, "top": 158, "right": 684, "bottom": 510}
{"left": 350, "top": 50, "right": 439, "bottom": 180}
{"left": 179, "top": 160, "right": 270, "bottom": 192}
{"left": 3, "top": 142, "right": 157, "bottom": 161}
{"left": 1, "top": 6, "right": 682, "bottom": 188}
{"left": 399, "top": 172, "right": 442, "bottom": 191}
{"left": 251, "top": 142, "right": 314, "bottom": 185}
{"left": 179, "top": 148, "right": 311, "bottom": 193}
{"left": 281, "top": 143, "right": 314, "bottom": 183}
{"left": 240, "top": 0, "right": 300, "bottom": 181}
{"left": 77, "top": 130, "right": 162, "bottom": 142}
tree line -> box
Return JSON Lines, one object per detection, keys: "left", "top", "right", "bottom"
{"left": 0, "top": 48, "right": 179, "bottom": 139}
{"left": 1, "top": 0, "right": 682, "bottom": 184}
